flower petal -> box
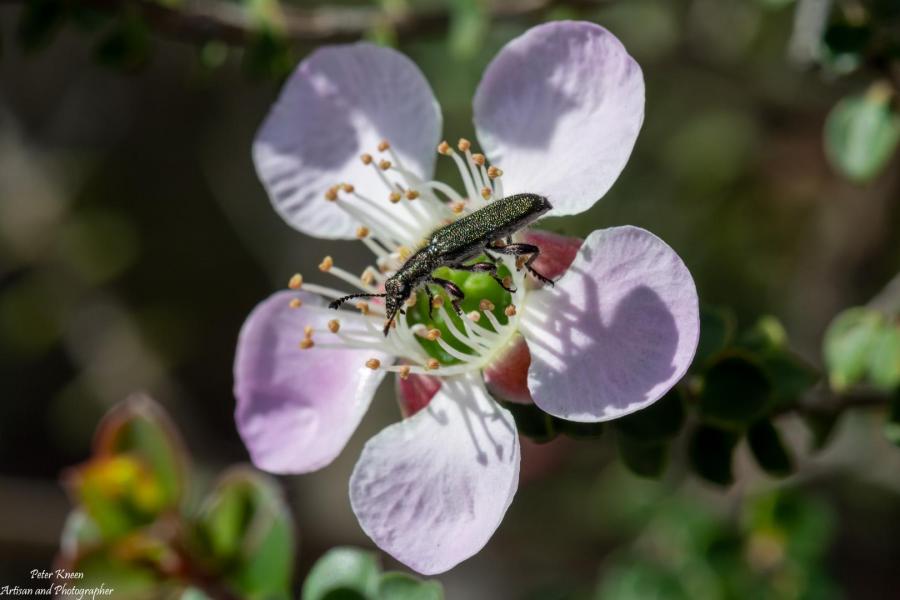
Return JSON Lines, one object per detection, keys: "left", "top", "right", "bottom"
{"left": 521, "top": 226, "right": 699, "bottom": 422}
{"left": 350, "top": 376, "right": 520, "bottom": 575}
{"left": 253, "top": 43, "right": 442, "bottom": 239}
{"left": 234, "top": 291, "right": 390, "bottom": 474}
{"left": 473, "top": 21, "right": 644, "bottom": 216}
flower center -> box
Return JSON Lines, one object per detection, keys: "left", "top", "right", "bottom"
{"left": 286, "top": 138, "right": 529, "bottom": 379}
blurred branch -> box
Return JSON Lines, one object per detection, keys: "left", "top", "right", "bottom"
{"left": 6, "top": 0, "right": 612, "bottom": 45}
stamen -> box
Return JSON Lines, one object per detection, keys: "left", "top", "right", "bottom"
{"left": 377, "top": 140, "right": 390, "bottom": 152}
{"left": 426, "top": 328, "right": 441, "bottom": 341}
{"left": 378, "top": 159, "right": 392, "bottom": 171}
{"left": 399, "top": 365, "right": 411, "bottom": 380}
{"left": 328, "top": 319, "right": 340, "bottom": 333}
{"left": 426, "top": 358, "right": 440, "bottom": 371}
{"left": 405, "top": 190, "right": 420, "bottom": 200}
{"left": 325, "top": 187, "right": 339, "bottom": 201}
{"left": 457, "top": 138, "right": 471, "bottom": 152}
{"left": 431, "top": 295, "right": 444, "bottom": 308}
{"left": 505, "top": 304, "right": 517, "bottom": 317}
{"left": 289, "top": 298, "right": 302, "bottom": 309}
{"left": 319, "top": 256, "right": 334, "bottom": 272}
{"left": 450, "top": 201, "right": 466, "bottom": 214}
{"left": 437, "top": 141, "right": 451, "bottom": 155}
{"left": 467, "top": 311, "right": 481, "bottom": 322}
{"left": 360, "top": 270, "right": 375, "bottom": 286}
{"left": 299, "top": 338, "right": 314, "bottom": 349}
{"left": 360, "top": 153, "right": 373, "bottom": 165}
{"left": 481, "top": 187, "right": 492, "bottom": 200}
{"left": 487, "top": 166, "right": 503, "bottom": 179}
{"left": 356, "top": 226, "right": 370, "bottom": 239}
{"left": 366, "top": 358, "right": 381, "bottom": 370}
{"left": 356, "top": 301, "right": 370, "bottom": 316}
{"left": 389, "top": 191, "right": 402, "bottom": 203}
{"left": 479, "top": 299, "right": 495, "bottom": 312}
{"left": 405, "top": 296, "right": 418, "bottom": 307}
{"left": 397, "top": 246, "right": 412, "bottom": 260}
{"left": 471, "top": 153, "right": 486, "bottom": 166}
{"left": 304, "top": 325, "right": 314, "bottom": 337}
{"left": 340, "top": 183, "right": 355, "bottom": 193}
{"left": 288, "top": 273, "right": 303, "bottom": 289}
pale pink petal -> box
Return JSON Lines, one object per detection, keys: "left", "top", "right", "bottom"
{"left": 350, "top": 376, "right": 519, "bottom": 575}
{"left": 253, "top": 43, "right": 441, "bottom": 239}
{"left": 473, "top": 21, "right": 644, "bottom": 216}
{"left": 521, "top": 226, "right": 699, "bottom": 422}
{"left": 234, "top": 291, "right": 391, "bottom": 473}
{"left": 395, "top": 372, "right": 441, "bottom": 418}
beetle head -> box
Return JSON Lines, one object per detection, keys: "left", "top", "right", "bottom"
{"left": 383, "top": 276, "right": 411, "bottom": 335}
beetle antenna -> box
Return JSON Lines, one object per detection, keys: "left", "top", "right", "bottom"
{"left": 328, "top": 292, "right": 387, "bottom": 309}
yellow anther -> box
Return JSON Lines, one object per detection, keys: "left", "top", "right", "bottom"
{"left": 516, "top": 256, "right": 528, "bottom": 270}
{"left": 324, "top": 187, "right": 338, "bottom": 201}
{"left": 340, "top": 183, "right": 355, "bottom": 193}
{"left": 389, "top": 191, "right": 402, "bottom": 203}
{"left": 366, "top": 358, "right": 381, "bottom": 370}
{"left": 467, "top": 311, "right": 481, "bottom": 322}
{"left": 457, "top": 138, "right": 471, "bottom": 152}
{"left": 487, "top": 166, "right": 503, "bottom": 179}
{"left": 505, "top": 304, "right": 517, "bottom": 317}
{"left": 356, "top": 301, "right": 370, "bottom": 315}
{"left": 426, "top": 328, "right": 441, "bottom": 341}
{"left": 361, "top": 270, "right": 375, "bottom": 286}
{"left": 399, "top": 365, "right": 411, "bottom": 380}
{"left": 378, "top": 159, "right": 392, "bottom": 171}
{"left": 289, "top": 298, "right": 303, "bottom": 309}
{"left": 360, "top": 153, "right": 373, "bottom": 165}
{"left": 450, "top": 201, "right": 465, "bottom": 214}
{"left": 288, "top": 273, "right": 303, "bottom": 289}
{"left": 481, "top": 187, "right": 492, "bottom": 200}
{"left": 502, "top": 275, "right": 513, "bottom": 288}
{"left": 479, "top": 299, "right": 495, "bottom": 312}
{"left": 405, "top": 189, "right": 420, "bottom": 200}
{"left": 299, "top": 338, "right": 314, "bottom": 349}
{"left": 377, "top": 139, "right": 390, "bottom": 152}
{"left": 327, "top": 319, "right": 340, "bottom": 333}
{"left": 303, "top": 325, "right": 313, "bottom": 337}
{"left": 426, "top": 358, "right": 440, "bottom": 371}
{"left": 431, "top": 295, "right": 444, "bottom": 308}
{"left": 355, "top": 226, "right": 370, "bottom": 239}
{"left": 472, "top": 153, "right": 486, "bottom": 166}
{"left": 397, "top": 246, "right": 411, "bottom": 260}
{"left": 319, "top": 256, "right": 334, "bottom": 272}
{"left": 437, "top": 140, "right": 451, "bottom": 155}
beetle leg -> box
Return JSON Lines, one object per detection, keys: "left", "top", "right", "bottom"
{"left": 455, "top": 262, "right": 517, "bottom": 293}
{"left": 489, "top": 243, "right": 555, "bottom": 287}
{"left": 431, "top": 277, "right": 465, "bottom": 313}
{"left": 424, "top": 284, "right": 435, "bottom": 319}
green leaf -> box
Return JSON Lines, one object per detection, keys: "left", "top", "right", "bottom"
{"left": 825, "top": 84, "right": 900, "bottom": 183}
{"left": 698, "top": 355, "right": 772, "bottom": 429}
{"left": 747, "top": 420, "right": 794, "bottom": 477}
{"left": 195, "top": 468, "right": 295, "bottom": 599}
{"left": 759, "top": 350, "right": 820, "bottom": 409}
{"left": 823, "top": 307, "right": 884, "bottom": 390}
{"left": 302, "top": 547, "right": 381, "bottom": 600}
{"left": 95, "top": 394, "right": 188, "bottom": 510}
{"left": 802, "top": 410, "right": 842, "bottom": 451}
{"left": 688, "top": 426, "right": 739, "bottom": 486}
{"left": 616, "top": 434, "right": 668, "bottom": 479}
{"left": 613, "top": 387, "right": 685, "bottom": 441}
{"left": 738, "top": 315, "right": 787, "bottom": 353}
{"left": 868, "top": 325, "right": 900, "bottom": 391}
{"left": 498, "top": 401, "right": 556, "bottom": 443}
{"left": 694, "top": 305, "right": 737, "bottom": 366}
{"left": 377, "top": 572, "right": 444, "bottom": 600}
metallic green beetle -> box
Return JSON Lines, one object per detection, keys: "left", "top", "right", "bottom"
{"left": 329, "top": 193, "right": 555, "bottom": 335}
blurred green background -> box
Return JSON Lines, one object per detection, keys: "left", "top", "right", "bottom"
{"left": 2, "top": 0, "right": 900, "bottom": 598}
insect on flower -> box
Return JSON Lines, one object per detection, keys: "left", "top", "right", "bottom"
{"left": 328, "top": 193, "right": 555, "bottom": 335}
